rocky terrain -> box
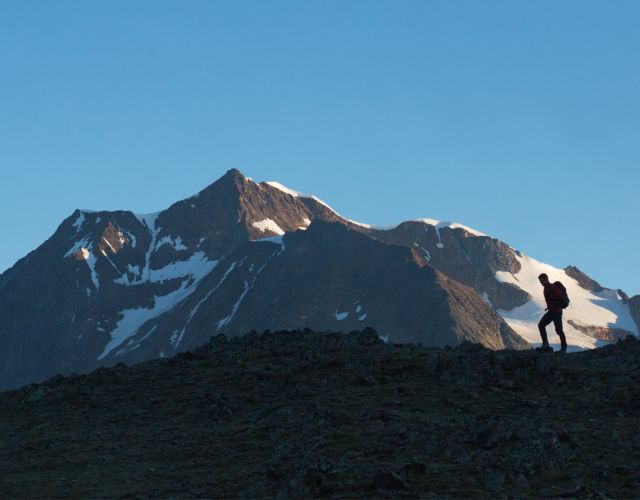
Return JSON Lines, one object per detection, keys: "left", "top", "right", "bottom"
{"left": 1, "top": 329, "right": 638, "bottom": 498}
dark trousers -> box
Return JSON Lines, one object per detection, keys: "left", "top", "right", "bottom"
{"left": 538, "top": 310, "right": 567, "bottom": 349}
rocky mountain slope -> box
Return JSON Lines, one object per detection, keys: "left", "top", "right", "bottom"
{"left": 350, "top": 221, "right": 638, "bottom": 349}
{"left": 1, "top": 329, "right": 638, "bottom": 498}
{"left": 0, "top": 170, "right": 525, "bottom": 390}
{"left": 0, "top": 169, "right": 637, "bottom": 390}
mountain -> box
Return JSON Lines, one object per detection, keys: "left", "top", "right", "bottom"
{"left": 1, "top": 329, "right": 638, "bottom": 497}
{"left": 0, "top": 169, "right": 636, "bottom": 390}
{"left": 348, "top": 220, "right": 639, "bottom": 349}
{"left": 110, "top": 219, "right": 526, "bottom": 368}
{"left": 628, "top": 295, "right": 640, "bottom": 334}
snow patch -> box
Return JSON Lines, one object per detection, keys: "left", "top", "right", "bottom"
{"left": 138, "top": 325, "right": 158, "bottom": 343}
{"left": 335, "top": 310, "right": 349, "bottom": 321}
{"left": 99, "top": 260, "right": 216, "bottom": 360}
{"left": 155, "top": 235, "right": 188, "bottom": 252}
{"left": 348, "top": 219, "right": 372, "bottom": 229}
{"left": 148, "top": 252, "right": 217, "bottom": 284}
{"left": 187, "top": 261, "right": 238, "bottom": 323}
{"left": 72, "top": 212, "right": 86, "bottom": 232}
{"left": 174, "top": 328, "right": 187, "bottom": 349}
{"left": 216, "top": 280, "right": 251, "bottom": 330}
{"left": 414, "top": 242, "right": 431, "bottom": 262}
{"left": 252, "top": 219, "right": 285, "bottom": 235}
{"left": 415, "top": 219, "right": 487, "bottom": 238}
{"left": 264, "top": 180, "right": 340, "bottom": 215}
{"left": 133, "top": 212, "right": 161, "bottom": 281}
{"left": 447, "top": 222, "right": 488, "bottom": 238}
{"left": 99, "top": 257, "right": 218, "bottom": 359}
{"left": 64, "top": 236, "right": 91, "bottom": 258}
{"left": 65, "top": 238, "right": 100, "bottom": 291}
{"left": 125, "top": 231, "right": 137, "bottom": 248}
{"left": 265, "top": 181, "right": 302, "bottom": 197}
{"left": 113, "top": 264, "right": 142, "bottom": 285}
{"left": 433, "top": 226, "right": 444, "bottom": 249}
{"left": 495, "top": 252, "right": 639, "bottom": 349}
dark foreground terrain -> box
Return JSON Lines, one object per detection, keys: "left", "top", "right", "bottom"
{"left": 1, "top": 329, "right": 639, "bottom": 498}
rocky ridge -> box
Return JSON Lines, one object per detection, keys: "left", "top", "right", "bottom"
{"left": 1, "top": 329, "right": 638, "bottom": 498}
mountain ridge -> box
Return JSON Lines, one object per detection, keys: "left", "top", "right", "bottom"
{"left": 0, "top": 169, "right": 636, "bottom": 390}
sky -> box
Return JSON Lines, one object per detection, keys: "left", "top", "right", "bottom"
{"left": 0, "top": 1, "right": 638, "bottom": 296}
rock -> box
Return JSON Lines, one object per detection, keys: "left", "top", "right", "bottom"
{"left": 373, "top": 471, "right": 407, "bottom": 490}
{"left": 484, "top": 470, "right": 505, "bottom": 493}
{"left": 362, "top": 420, "right": 386, "bottom": 434}
{"left": 358, "top": 327, "right": 381, "bottom": 346}
{"left": 535, "top": 355, "right": 552, "bottom": 374}
{"left": 356, "top": 375, "right": 378, "bottom": 386}
{"left": 425, "top": 353, "right": 441, "bottom": 374}
{"left": 539, "top": 483, "right": 586, "bottom": 497}
{"left": 177, "top": 351, "right": 207, "bottom": 361}
{"left": 457, "top": 340, "right": 486, "bottom": 352}
{"left": 400, "top": 462, "right": 426, "bottom": 478}
{"left": 512, "top": 473, "right": 530, "bottom": 494}
{"left": 210, "top": 333, "right": 228, "bottom": 345}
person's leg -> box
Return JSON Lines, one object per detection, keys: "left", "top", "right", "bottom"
{"left": 538, "top": 312, "right": 552, "bottom": 346}
{"left": 552, "top": 312, "right": 567, "bottom": 352}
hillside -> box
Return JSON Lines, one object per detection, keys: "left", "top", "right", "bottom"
{"left": 1, "top": 329, "right": 638, "bottom": 498}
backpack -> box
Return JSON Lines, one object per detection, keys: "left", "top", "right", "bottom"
{"left": 554, "top": 281, "right": 570, "bottom": 309}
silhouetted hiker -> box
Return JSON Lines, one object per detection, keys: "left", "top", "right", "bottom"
{"left": 536, "top": 273, "right": 568, "bottom": 353}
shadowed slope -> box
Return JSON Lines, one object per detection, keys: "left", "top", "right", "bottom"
{"left": 0, "top": 330, "right": 637, "bottom": 498}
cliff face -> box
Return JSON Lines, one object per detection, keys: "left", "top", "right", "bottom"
{"left": 362, "top": 221, "right": 531, "bottom": 311}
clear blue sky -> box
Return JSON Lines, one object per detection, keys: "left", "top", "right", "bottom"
{"left": 1, "top": 1, "right": 638, "bottom": 296}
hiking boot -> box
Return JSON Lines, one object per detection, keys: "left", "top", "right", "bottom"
{"left": 535, "top": 345, "right": 553, "bottom": 353}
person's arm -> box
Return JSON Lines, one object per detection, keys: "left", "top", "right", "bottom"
{"left": 543, "top": 287, "right": 551, "bottom": 311}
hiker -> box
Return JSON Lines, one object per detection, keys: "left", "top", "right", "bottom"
{"left": 536, "top": 273, "right": 568, "bottom": 353}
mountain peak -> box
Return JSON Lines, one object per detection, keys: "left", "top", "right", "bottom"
{"left": 223, "top": 168, "right": 246, "bottom": 179}
{"left": 191, "top": 168, "right": 249, "bottom": 200}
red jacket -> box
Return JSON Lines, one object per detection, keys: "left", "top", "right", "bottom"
{"left": 544, "top": 283, "right": 565, "bottom": 313}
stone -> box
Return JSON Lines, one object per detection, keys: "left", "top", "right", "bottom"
{"left": 373, "top": 471, "right": 407, "bottom": 490}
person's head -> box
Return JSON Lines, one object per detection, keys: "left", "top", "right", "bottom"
{"left": 538, "top": 273, "right": 550, "bottom": 286}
